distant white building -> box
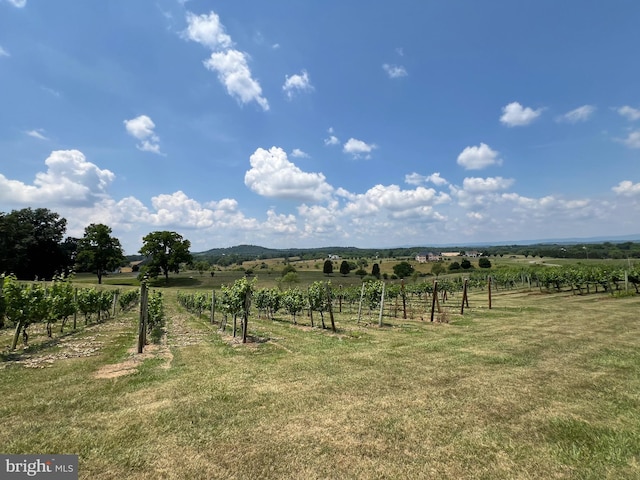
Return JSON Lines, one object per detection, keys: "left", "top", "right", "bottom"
{"left": 415, "top": 252, "right": 443, "bottom": 263}
{"left": 327, "top": 254, "right": 340, "bottom": 260}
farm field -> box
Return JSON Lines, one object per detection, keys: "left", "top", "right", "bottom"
{"left": 1, "top": 282, "right": 639, "bottom": 479}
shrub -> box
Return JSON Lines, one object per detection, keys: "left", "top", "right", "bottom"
{"left": 479, "top": 257, "right": 492, "bottom": 268}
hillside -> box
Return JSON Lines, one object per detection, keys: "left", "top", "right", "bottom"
{"left": 188, "top": 241, "right": 640, "bottom": 267}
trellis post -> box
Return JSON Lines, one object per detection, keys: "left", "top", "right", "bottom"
{"left": 460, "top": 279, "right": 469, "bottom": 315}
{"left": 210, "top": 290, "right": 215, "bottom": 324}
{"left": 356, "top": 283, "right": 365, "bottom": 324}
{"left": 378, "top": 282, "right": 386, "bottom": 327}
{"left": 137, "top": 281, "right": 148, "bottom": 353}
{"left": 430, "top": 280, "right": 438, "bottom": 322}
{"left": 488, "top": 276, "right": 492, "bottom": 309}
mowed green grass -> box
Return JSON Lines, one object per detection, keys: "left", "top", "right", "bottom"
{"left": 1, "top": 288, "right": 639, "bottom": 479}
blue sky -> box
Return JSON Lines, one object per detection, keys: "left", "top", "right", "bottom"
{"left": 1, "top": 0, "right": 639, "bottom": 254}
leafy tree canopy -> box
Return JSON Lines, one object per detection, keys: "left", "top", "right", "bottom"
{"left": 0, "top": 208, "right": 72, "bottom": 280}
{"left": 282, "top": 264, "right": 297, "bottom": 276}
{"left": 340, "top": 260, "right": 351, "bottom": 276}
{"left": 478, "top": 257, "right": 492, "bottom": 268}
{"left": 76, "top": 223, "right": 125, "bottom": 284}
{"left": 431, "top": 262, "right": 446, "bottom": 276}
{"left": 393, "top": 261, "right": 414, "bottom": 279}
{"left": 371, "top": 263, "right": 381, "bottom": 278}
{"left": 139, "top": 231, "right": 192, "bottom": 283}
{"left": 323, "top": 259, "right": 333, "bottom": 275}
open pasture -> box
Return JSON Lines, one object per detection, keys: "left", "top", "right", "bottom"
{"left": 1, "top": 283, "right": 639, "bottom": 479}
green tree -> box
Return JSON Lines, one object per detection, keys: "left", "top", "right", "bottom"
{"left": 323, "top": 259, "right": 334, "bottom": 275}
{"left": 461, "top": 258, "right": 472, "bottom": 269}
{"left": 478, "top": 257, "right": 492, "bottom": 268}
{"left": 393, "top": 261, "right": 414, "bottom": 279}
{"left": 282, "top": 264, "right": 297, "bottom": 276}
{"left": 139, "top": 231, "right": 192, "bottom": 283}
{"left": 340, "top": 260, "right": 351, "bottom": 276}
{"left": 431, "top": 262, "right": 446, "bottom": 276}
{"left": 280, "top": 271, "right": 300, "bottom": 286}
{"left": 371, "top": 263, "right": 381, "bottom": 278}
{"left": 194, "top": 260, "right": 210, "bottom": 276}
{"left": 448, "top": 261, "right": 461, "bottom": 271}
{"left": 0, "top": 208, "right": 71, "bottom": 280}
{"left": 76, "top": 224, "right": 125, "bottom": 284}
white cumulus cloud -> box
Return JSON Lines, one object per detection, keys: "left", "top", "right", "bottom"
{"left": 265, "top": 209, "right": 298, "bottom": 234}
{"left": 457, "top": 143, "right": 501, "bottom": 170}
{"left": 556, "top": 105, "right": 596, "bottom": 123}
{"left": 291, "top": 148, "right": 309, "bottom": 158}
{"left": 183, "top": 11, "right": 232, "bottom": 50}
{"left": 245, "top": 146, "right": 334, "bottom": 202}
{"left": 283, "top": 70, "right": 313, "bottom": 99}
{"left": 204, "top": 50, "right": 269, "bottom": 111}
{"left": 612, "top": 180, "right": 640, "bottom": 196}
{"left": 343, "top": 138, "right": 377, "bottom": 159}
{"left": 0, "top": 150, "right": 114, "bottom": 207}
{"left": 405, "top": 172, "right": 448, "bottom": 186}
{"left": 462, "top": 176, "right": 514, "bottom": 193}
{"left": 617, "top": 106, "right": 640, "bottom": 121}
{"left": 500, "top": 101, "right": 543, "bottom": 127}
{"left": 324, "top": 127, "right": 340, "bottom": 146}
{"left": 341, "top": 184, "right": 450, "bottom": 224}
{"left": 184, "top": 10, "right": 269, "bottom": 111}
{"left": 382, "top": 64, "right": 407, "bottom": 78}
{"left": 124, "top": 115, "right": 162, "bottom": 154}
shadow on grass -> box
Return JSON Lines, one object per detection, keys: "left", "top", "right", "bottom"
{"left": 146, "top": 277, "right": 203, "bottom": 288}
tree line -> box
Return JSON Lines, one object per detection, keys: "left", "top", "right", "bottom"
{"left": 0, "top": 208, "right": 192, "bottom": 283}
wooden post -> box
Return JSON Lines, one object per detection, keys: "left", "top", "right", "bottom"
{"left": 113, "top": 291, "right": 119, "bottom": 318}
{"left": 326, "top": 284, "right": 336, "bottom": 333}
{"left": 143, "top": 285, "right": 149, "bottom": 345}
{"left": 137, "top": 281, "right": 147, "bottom": 353}
{"left": 210, "top": 290, "right": 215, "bottom": 324}
{"left": 460, "top": 279, "right": 468, "bottom": 315}
{"left": 488, "top": 276, "right": 492, "bottom": 310}
{"left": 430, "top": 281, "right": 438, "bottom": 322}
{"left": 242, "top": 290, "right": 250, "bottom": 343}
{"left": 73, "top": 287, "right": 78, "bottom": 330}
{"left": 401, "top": 280, "right": 407, "bottom": 319}
{"left": 0, "top": 275, "right": 3, "bottom": 329}
{"left": 357, "top": 283, "right": 365, "bottom": 324}
{"left": 625, "top": 271, "right": 629, "bottom": 293}
{"left": 378, "top": 282, "right": 386, "bottom": 327}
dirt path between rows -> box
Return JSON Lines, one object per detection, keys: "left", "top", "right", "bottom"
{"left": 94, "top": 303, "right": 211, "bottom": 379}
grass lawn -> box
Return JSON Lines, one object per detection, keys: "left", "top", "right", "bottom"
{"left": 1, "top": 286, "right": 639, "bottom": 479}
